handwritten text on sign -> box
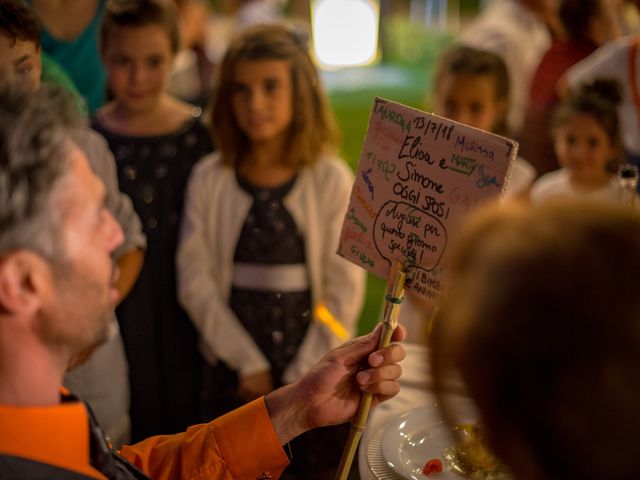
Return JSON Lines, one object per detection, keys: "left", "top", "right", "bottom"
{"left": 338, "top": 97, "right": 517, "bottom": 302}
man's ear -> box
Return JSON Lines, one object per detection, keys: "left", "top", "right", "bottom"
{"left": 0, "top": 252, "right": 47, "bottom": 315}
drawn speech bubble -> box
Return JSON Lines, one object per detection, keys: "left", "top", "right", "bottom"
{"left": 373, "top": 200, "right": 447, "bottom": 271}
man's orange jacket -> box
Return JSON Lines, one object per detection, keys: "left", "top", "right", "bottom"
{"left": 0, "top": 395, "right": 289, "bottom": 479}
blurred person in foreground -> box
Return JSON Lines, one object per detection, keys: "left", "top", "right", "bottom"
{"left": 0, "top": 83, "right": 405, "bottom": 480}
{"left": 432, "top": 199, "right": 640, "bottom": 480}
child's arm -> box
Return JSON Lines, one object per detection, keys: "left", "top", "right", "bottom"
{"left": 565, "top": 39, "right": 624, "bottom": 93}
{"left": 177, "top": 156, "right": 271, "bottom": 377}
{"left": 113, "top": 249, "right": 144, "bottom": 305}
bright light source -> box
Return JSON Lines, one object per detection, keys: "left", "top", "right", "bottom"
{"left": 312, "top": 0, "right": 379, "bottom": 69}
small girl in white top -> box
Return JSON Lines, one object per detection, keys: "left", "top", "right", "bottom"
{"left": 531, "top": 80, "right": 628, "bottom": 204}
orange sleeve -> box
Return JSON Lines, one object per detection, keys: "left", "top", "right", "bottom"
{"left": 119, "top": 398, "right": 289, "bottom": 480}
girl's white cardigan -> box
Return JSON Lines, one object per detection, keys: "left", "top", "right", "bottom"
{"left": 177, "top": 152, "right": 366, "bottom": 383}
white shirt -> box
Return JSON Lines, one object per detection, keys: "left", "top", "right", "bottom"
{"left": 530, "top": 168, "right": 628, "bottom": 204}
{"left": 177, "top": 153, "right": 366, "bottom": 383}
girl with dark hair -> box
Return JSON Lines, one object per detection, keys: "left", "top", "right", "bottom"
{"left": 531, "top": 79, "right": 632, "bottom": 202}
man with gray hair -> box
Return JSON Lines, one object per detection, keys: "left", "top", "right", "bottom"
{"left": 0, "top": 0, "right": 146, "bottom": 447}
{"left": 0, "top": 84, "right": 406, "bottom": 479}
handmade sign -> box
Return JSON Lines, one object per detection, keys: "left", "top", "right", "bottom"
{"left": 338, "top": 97, "right": 517, "bottom": 302}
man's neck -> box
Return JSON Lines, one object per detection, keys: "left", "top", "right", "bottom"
{"left": 0, "top": 325, "right": 65, "bottom": 406}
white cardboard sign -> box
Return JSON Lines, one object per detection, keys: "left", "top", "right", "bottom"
{"left": 338, "top": 97, "right": 517, "bottom": 302}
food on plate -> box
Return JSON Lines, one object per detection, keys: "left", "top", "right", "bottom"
{"left": 422, "top": 458, "right": 443, "bottom": 476}
{"left": 443, "top": 422, "right": 510, "bottom": 479}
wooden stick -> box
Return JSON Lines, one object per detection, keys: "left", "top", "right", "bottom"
{"left": 334, "top": 261, "right": 407, "bottom": 480}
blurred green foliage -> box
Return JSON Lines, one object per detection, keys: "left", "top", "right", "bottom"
{"left": 381, "top": 17, "right": 455, "bottom": 69}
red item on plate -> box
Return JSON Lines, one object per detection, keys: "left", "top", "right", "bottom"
{"left": 422, "top": 458, "right": 443, "bottom": 476}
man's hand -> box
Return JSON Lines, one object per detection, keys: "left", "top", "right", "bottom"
{"left": 238, "top": 370, "right": 274, "bottom": 402}
{"left": 264, "top": 323, "right": 406, "bottom": 444}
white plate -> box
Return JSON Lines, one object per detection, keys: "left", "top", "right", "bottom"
{"left": 381, "top": 397, "right": 477, "bottom": 479}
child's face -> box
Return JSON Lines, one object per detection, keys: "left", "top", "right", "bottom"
{"left": 102, "top": 25, "right": 174, "bottom": 113}
{"left": 231, "top": 59, "right": 293, "bottom": 145}
{"left": 554, "top": 113, "right": 616, "bottom": 186}
{"left": 0, "top": 34, "right": 41, "bottom": 91}
{"left": 435, "top": 73, "right": 506, "bottom": 133}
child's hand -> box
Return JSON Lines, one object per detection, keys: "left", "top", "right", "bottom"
{"left": 238, "top": 370, "right": 274, "bottom": 401}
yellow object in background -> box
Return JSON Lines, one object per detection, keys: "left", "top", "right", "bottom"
{"left": 315, "top": 303, "right": 349, "bottom": 341}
